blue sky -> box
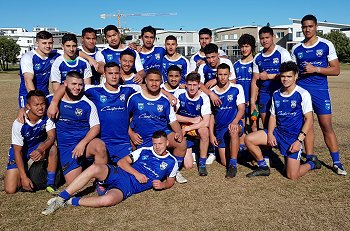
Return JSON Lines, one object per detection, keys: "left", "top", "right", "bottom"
{"left": 1, "top": 0, "right": 350, "bottom": 33}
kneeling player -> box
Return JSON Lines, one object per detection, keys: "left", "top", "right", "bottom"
{"left": 42, "top": 131, "right": 178, "bottom": 215}
{"left": 4, "top": 90, "right": 58, "bottom": 194}
{"left": 209, "top": 63, "right": 245, "bottom": 178}
{"left": 245, "top": 61, "right": 321, "bottom": 179}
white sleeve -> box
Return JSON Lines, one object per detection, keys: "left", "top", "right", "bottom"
{"left": 198, "top": 64, "right": 205, "bottom": 83}
{"left": 270, "top": 98, "right": 276, "bottom": 116}
{"left": 326, "top": 40, "right": 338, "bottom": 61}
{"left": 95, "top": 50, "right": 105, "bottom": 63}
{"left": 189, "top": 55, "right": 197, "bottom": 72}
{"left": 252, "top": 55, "right": 260, "bottom": 73}
{"left": 280, "top": 47, "right": 292, "bottom": 63}
{"left": 83, "top": 61, "right": 93, "bottom": 79}
{"left": 125, "top": 84, "right": 142, "bottom": 92}
{"left": 218, "top": 49, "right": 227, "bottom": 57}
{"left": 20, "top": 53, "right": 34, "bottom": 74}
{"left": 134, "top": 52, "right": 144, "bottom": 72}
{"left": 184, "top": 57, "right": 190, "bottom": 76}
{"left": 50, "top": 59, "right": 62, "bottom": 83}
{"left": 301, "top": 90, "right": 313, "bottom": 114}
{"left": 11, "top": 121, "right": 24, "bottom": 146}
{"left": 86, "top": 99, "right": 100, "bottom": 127}
{"left": 201, "top": 94, "right": 212, "bottom": 115}
{"left": 225, "top": 59, "right": 236, "bottom": 80}
{"left": 168, "top": 104, "right": 177, "bottom": 123}
{"left": 235, "top": 84, "right": 245, "bottom": 106}
{"left": 129, "top": 148, "right": 144, "bottom": 163}
{"left": 173, "top": 90, "right": 181, "bottom": 111}
{"left": 45, "top": 118, "right": 56, "bottom": 131}
{"left": 290, "top": 45, "right": 297, "bottom": 63}
{"left": 57, "top": 50, "right": 64, "bottom": 55}
{"left": 168, "top": 156, "right": 179, "bottom": 178}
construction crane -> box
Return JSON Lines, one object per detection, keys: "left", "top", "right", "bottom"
{"left": 100, "top": 12, "right": 177, "bottom": 29}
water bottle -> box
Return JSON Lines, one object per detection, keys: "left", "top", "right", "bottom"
{"left": 251, "top": 104, "right": 259, "bottom": 121}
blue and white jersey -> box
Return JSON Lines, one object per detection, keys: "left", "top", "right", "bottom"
{"left": 129, "top": 147, "right": 178, "bottom": 193}
{"left": 161, "top": 83, "right": 179, "bottom": 95}
{"left": 11, "top": 116, "right": 55, "bottom": 158}
{"left": 139, "top": 46, "right": 166, "bottom": 72}
{"left": 189, "top": 49, "right": 227, "bottom": 72}
{"left": 234, "top": 59, "right": 253, "bottom": 103}
{"left": 78, "top": 46, "right": 101, "bottom": 85}
{"left": 122, "top": 74, "right": 137, "bottom": 85}
{"left": 50, "top": 55, "right": 92, "bottom": 84}
{"left": 161, "top": 55, "right": 190, "bottom": 84}
{"left": 127, "top": 92, "right": 177, "bottom": 146}
{"left": 270, "top": 85, "right": 313, "bottom": 138}
{"left": 198, "top": 58, "right": 236, "bottom": 84}
{"left": 84, "top": 84, "right": 141, "bottom": 146}
{"left": 291, "top": 37, "right": 337, "bottom": 89}
{"left": 211, "top": 83, "right": 245, "bottom": 131}
{"left": 95, "top": 46, "right": 144, "bottom": 72}
{"left": 174, "top": 89, "right": 211, "bottom": 118}
{"left": 48, "top": 95, "right": 99, "bottom": 148}
{"left": 253, "top": 45, "right": 291, "bottom": 94}
{"left": 19, "top": 50, "right": 61, "bottom": 96}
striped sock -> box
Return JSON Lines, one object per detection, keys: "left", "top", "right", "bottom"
{"left": 229, "top": 158, "right": 237, "bottom": 167}
{"left": 257, "top": 159, "right": 268, "bottom": 168}
{"left": 59, "top": 190, "right": 71, "bottom": 201}
{"left": 46, "top": 171, "right": 56, "bottom": 186}
{"left": 199, "top": 157, "right": 207, "bottom": 166}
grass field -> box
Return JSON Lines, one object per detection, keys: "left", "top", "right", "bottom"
{"left": 0, "top": 70, "right": 349, "bottom": 230}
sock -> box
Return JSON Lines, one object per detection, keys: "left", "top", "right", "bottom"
{"left": 229, "top": 158, "right": 237, "bottom": 167}
{"left": 46, "top": 171, "right": 56, "bottom": 186}
{"left": 257, "top": 159, "right": 268, "bottom": 168}
{"left": 59, "top": 190, "right": 71, "bottom": 201}
{"left": 175, "top": 156, "right": 184, "bottom": 167}
{"left": 307, "top": 160, "right": 315, "bottom": 170}
{"left": 199, "top": 157, "right": 207, "bottom": 166}
{"left": 305, "top": 154, "right": 314, "bottom": 160}
{"left": 330, "top": 152, "right": 340, "bottom": 165}
{"left": 71, "top": 197, "right": 81, "bottom": 206}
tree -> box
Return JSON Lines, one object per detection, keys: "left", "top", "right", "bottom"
{"left": 319, "top": 30, "right": 350, "bottom": 63}
{"left": 0, "top": 37, "right": 20, "bottom": 71}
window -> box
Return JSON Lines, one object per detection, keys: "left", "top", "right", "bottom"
{"left": 276, "top": 32, "right": 285, "bottom": 38}
{"left": 317, "top": 30, "right": 323, "bottom": 35}
{"left": 331, "top": 29, "right": 339, "bottom": 32}
{"left": 296, "top": 31, "right": 303, "bottom": 37}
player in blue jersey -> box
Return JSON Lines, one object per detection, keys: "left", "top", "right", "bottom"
{"left": 4, "top": 90, "right": 58, "bottom": 194}
{"left": 95, "top": 25, "right": 145, "bottom": 83}
{"left": 161, "top": 65, "right": 182, "bottom": 94}
{"left": 174, "top": 73, "right": 211, "bottom": 176}
{"left": 42, "top": 131, "right": 178, "bottom": 215}
{"left": 250, "top": 26, "right": 291, "bottom": 128}
{"left": 119, "top": 49, "right": 138, "bottom": 84}
{"left": 50, "top": 33, "right": 92, "bottom": 92}
{"left": 18, "top": 31, "right": 61, "bottom": 108}
{"left": 209, "top": 63, "right": 245, "bottom": 178}
{"left": 161, "top": 35, "right": 190, "bottom": 84}
{"left": 291, "top": 15, "right": 346, "bottom": 175}
{"left": 245, "top": 61, "right": 321, "bottom": 179}
{"left": 190, "top": 28, "right": 227, "bottom": 72}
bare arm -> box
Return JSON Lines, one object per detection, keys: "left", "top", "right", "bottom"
{"left": 181, "top": 114, "right": 210, "bottom": 132}
{"left": 303, "top": 59, "right": 340, "bottom": 76}
{"left": 13, "top": 145, "right": 33, "bottom": 191}
{"left": 267, "top": 114, "right": 277, "bottom": 147}
{"left": 117, "top": 155, "right": 148, "bottom": 183}
{"left": 29, "top": 129, "right": 56, "bottom": 161}
{"left": 72, "top": 125, "right": 100, "bottom": 158}
{"left": 23, "top": 73, "right": 35, "bottom": 92}
{"left": 250, "top": 73, "right": 260, "bottom": 113}
{"left": 47, "top": 84, "right": 66, "bottom": 119}
{"left": 152, "top": 177, "right": 175, "bottom": 190}
{"left": 200, "top": 83, "right": 222, "bottom": 106}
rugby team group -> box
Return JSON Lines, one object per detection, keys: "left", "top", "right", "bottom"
{"left": 2, "top": 14, "right": 347, "bottom": 215}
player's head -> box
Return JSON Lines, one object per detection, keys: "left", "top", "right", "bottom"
{"left": 279, "top": 61, "right": 299, "bottom": 88}
{"left": 166, "top": 65, "right": 182, "bottom": 88}
{"left": 238, "top": 34, "right": 256, "bottom": 58}
{"left": 301, "top": 14, "right": 318, "bottom": 39}
{"left": 152, "top": 130, "right": 169, "bottom": 155}
{"left": 81, "top": 27, "right": 97, "bottom": 51}
{"left": 198, "top": 28, "right": 213, "bottom": 49}
{"left": 259, "top": 26, "right": 274, "bottom": 49}
{"left": 119, "top": 49, "right": 135, "bottom": 74}
{"left": 64, "top": 71, "right": 84, "bottom": 100}
{"left": 203, "top": 43, "right": 219, "bottom": 68}
{"left": 35, "top": 31, "right": 53, "bottom": 56}
{"left": 61, "top": 33, "right": 78, "bottom": 59}
{"left": 216, "top": 63, "right": 231, "bottom": 86}
{"left": 141, "top": 26, "right": 156, "bottom": 49}
{"left": 104, "top": 25, "right": 120, "bottom": 48}
{"left": 185, "top": 72, "right": 201, "bottom": 97}
{"left": 104, "top": 62, "right": 120, "bottom": 87}
{"left": 145, "top": 68, "right": 162, "bottom": 94}
{"left": 26, "top": 90, "right": 46, "bottom": 117}
{"left": 165, "top": 35, "right": 177, "bottom": 55}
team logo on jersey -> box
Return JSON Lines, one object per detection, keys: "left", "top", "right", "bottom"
{"left": 273, "top": 58, "right": 279, "bottom": 65}
{"left": 177, "top": 64, "right": 182, "bottom": 69}
{"left": 157, "top": 104, "right": 163, "bottom": 112}
{"left": 316, "top": 49, "right": 323, "bottom": 57}
{"left": 120, "top": 94, "right": 125, "bottom": 102}
{"left": 138, "top": 103, "right": 144, "bottom": 110}
{"left": 75, "top": 108, "right": 83, "bottom": 116}
{"left": 181, "top": 101, "right": 185, "bottom": 107}
{"left": 227, "top": 94, "right": 233, "bottom": 102}
{"left": 141, "top": 155, "right": 148, "bottom": 160}
{"left": 140, "top": 58, "right": 145, "bottom": 64}
{"left": 34, "top": 63, "right": 41, "bottom": 70}
{"left": 107, "top": 54, "right": 113, "bottom": 61}
{"left": 297, "top": 52, "right": 303, "bottom": 59}
{"left": 100, "top": 95, "right": 107, "bottom": 103}
{"left": 325, "top": 103, "right": 331, "bottom": 110}
{"left": 196, "top": 104, "right": 201, "bottom": 111}
{"left": 275, "top": 100, "right": 280, "bottom": 108}
{"left": 248, "top": 67, "right": 252, "bottom": 74}
{"left": 291, "top": 100, "right": 297, "bottom": 108}
{"left": 155, "top": 53, "right": 160, "bottom": 60}
{"left": 163, "top": 63, "right": 167, "bottom": 69}
{"left": 236, "top": 68, "right": 240, "bottom": 73}
{"left": 160, "top": 161, "right": 168, "bottom": 170}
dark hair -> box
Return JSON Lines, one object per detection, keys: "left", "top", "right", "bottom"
{"left": 279, "top": 61, "right": 299, "bottom": 74}
{"left": 152, "top": 130, "right": 167, "bottom": 139}
{"left": 26, "top": 90, "right": 45, "bottom": 100}
{"left": 120, "top": 49, "right": 136, "bottom": 59}
{"left": 203, "top": 43, "right": 218, "bottom": 55}
{"left": 199, "top": 28, "right": 212, "bottom": 37}
{"left": 185, "top": 72, "right": 200, "bottom": 83}
{"left": 66, "top": 71, "right": 83, "bottom": 79}
{"left": 217, "top": 63, "right": 230, "bottom": 72}
{"left": 82, "top": 27, "right": 97, "bottom": 37}
{"left": 259, "top": 26, "right": 274, "bottom": 36}
{"left": 301, "top": 14, "right": 317, "bottom": 25}
{"left": 104, "top": 25, "right": 119, "bottom": 35}
{"left": 165, "top": 35, "right": 177, "bottom": 42}
{"left": 62, "top": 33, "right": 77, "bottom": 44}
{"left": 238, "top": 34, "right": 256, "bottom": 51}
{"left": 141, "top": 25, "right": 156, "bottom": 37}
{"left": 36, "top": 31, "right": 53, "bottom": 40}
{"left": 167, "top": 65, "right": 181, "bottom": 75}
{"left": 104, "top": 62, "right": 120, "bottom": 71}
{"left": 146, "top": 68, "right": 162, "bottom": 78}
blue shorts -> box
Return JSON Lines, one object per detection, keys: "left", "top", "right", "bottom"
{"left": 304, "top": 88, "right": 331, "bottom": 115}
{"left": 264, "top": 129, "right": 301, "bottom": 160}
{"left": 6, "top": 144, "right": 39, "bottom": 170}
{"left": 258, "top": 92, "right": 272, "bottom": 114}
{"left": 215, "top": 121, "right": 244, "bottom": 148}
{"left": 103, "top": 165, "right": 134, "bottom": 200}
{"left": 106, "top": 143, "right": 132, "bottom": 164}
{"left": 18, "top": 95, "right": 27, "bottom": 108}
{"left": 59, "top": 146, "right": 89, "bottom": 175}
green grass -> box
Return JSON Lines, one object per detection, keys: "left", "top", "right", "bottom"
{"left": 340, "top": 63, "right": 350, "bottom": 71}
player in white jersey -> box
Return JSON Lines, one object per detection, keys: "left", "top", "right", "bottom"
{"left": 42, "top": 131, "right": 177, "bottom": 215}
{"left": 50, "top": 34, "right": 92, "bottom": 92}
{"left": 291, "top": 14, "right": 346, "bottom": 175}
{"left": 174, "top": 73, "right": 211, "bottom": 176}
{"left": 161, "top": 65, "right": 182, "bottom": 94}
{"left": 245, "top": 61, "right": 321, "bottom": 179}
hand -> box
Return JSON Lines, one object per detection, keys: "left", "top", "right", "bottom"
{"left": 30, "top": 149, "right": 44, "bottom": 161}
{"left": 210, "top": 134, "right": 219, "bottom": 147}
{"left": 89, "top": 59, "right": 99, "bottom": 71}
{"left": 228, "top": 122, "right": 239, "bottom": 133}
{"left": 47, "top": 103, "right": 59, "bottom": 119}
{"left": 267, "top": 133, "right": 277, "bottom": 147}
{"left": 72, "top": 141, "right": 86, "bottom": 159}
{"left": 289, "top": 140, "right": 302, "bottom": 153}
{"left": 133, "top": 73, "right": 144, "bottom": 84}
{"left": 179, "top": 84, "right": 186, "bottom": 89}
{"left": 152, "top": 180, "right": 165, "bottom": 190}
{"left": 135, "top": 172, "right": 148, "bottom": 184}
{"left": 129, "top": 130, "right": 143, "bottom": 146}
{"left": 196, "top": 59, "right": 206, "bottom": 67}
{"left": 209, "top": 92, "right": 222, "bottom": 107}
{"left": 16, "top": 108, "right": 27, "bottom": 124}
{"left": 21, "top": 176, "right": 34, "bottom": 191}
{"left": 250, "top": 102, "right": 257, "bottom": 114}
{"left": 259, "top": 71, "right": 269, "bottom": 80}
{"left": 174, "top": 131, "right": 184, "bottom": 143}
{"left": 302, "top": 62, "right": 317, "bottom": 74}
{"left": 205, "top": 79, "right": 217, "bottom": 89}
{"left": 167, "top": 94, "right": 177, "bottom": 107}
{"left": 128, "top": 42, "right": 138, "bottom": 51}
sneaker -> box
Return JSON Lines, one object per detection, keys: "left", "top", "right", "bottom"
{"left": 46, "top": 185, "right": 60, "bottom": 195}
{"left": 175, "top": 171, "right": 188, "bottom": 184}
{"left": 225, "top": 165, "right": 237, "bottom": 178}
{"left": 206, "top": 154, "right": 216, "bottom": 165}
{"left": 198, "top": 165, "right": 208, "bottom": 176}
{"left": 332, "top": 163, "right": 347, "bottom": 176}
{"left": 264, "top": 157, "right": 270, "bottom": 168}
{"left": 42, "top": 197, "right": 66, "bottom": 215}
{"left": 246, "top": 167, "right": 270, "bottom": 178}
